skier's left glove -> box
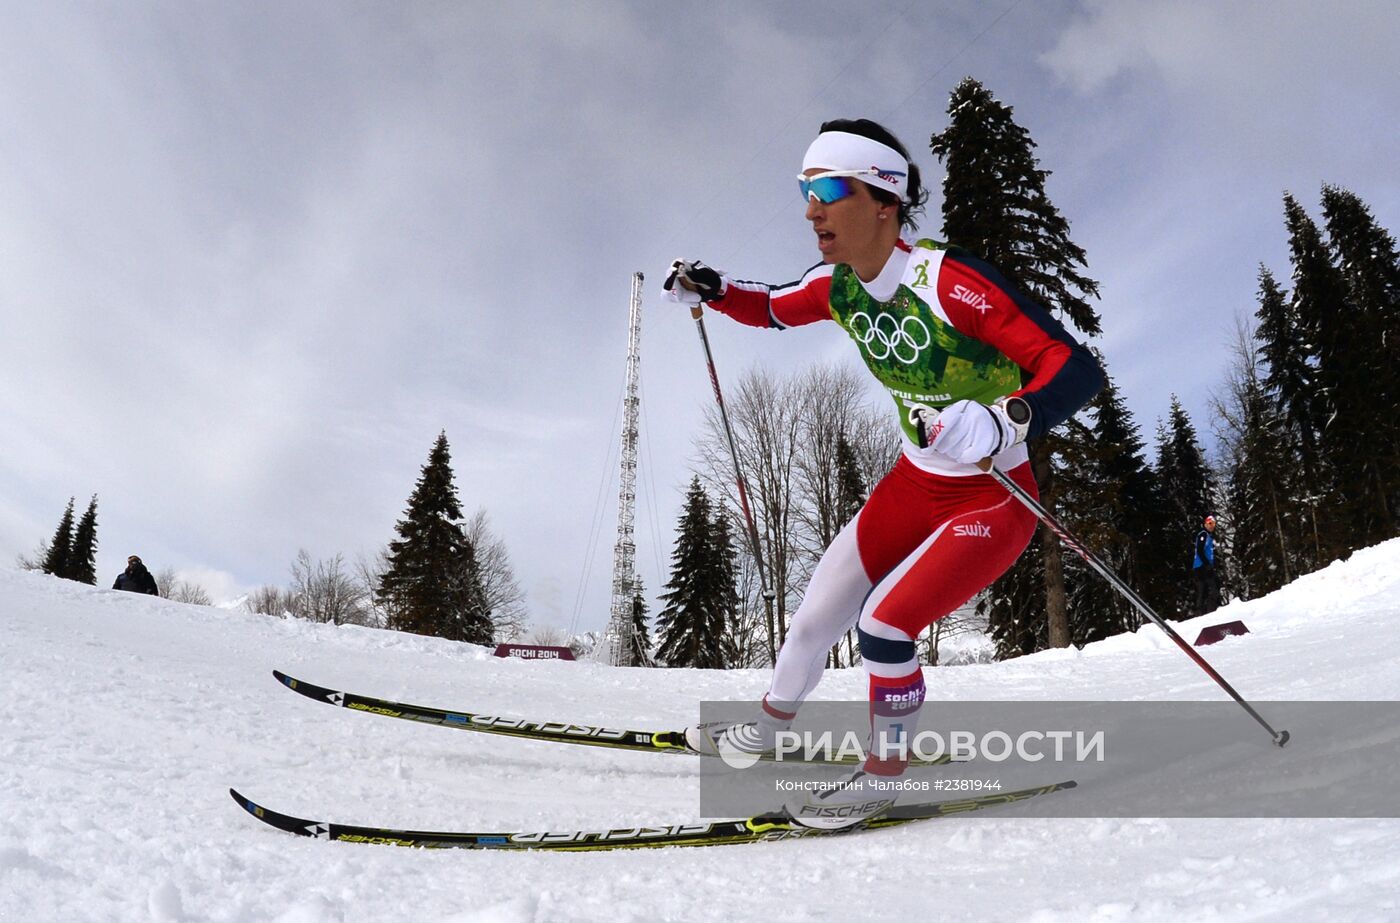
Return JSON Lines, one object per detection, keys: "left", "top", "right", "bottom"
{"left": 662, "top": 259, "right": 726, "bottom": 305}
{"left": 928, "top": 397, "right": 1031, "bottom": 465}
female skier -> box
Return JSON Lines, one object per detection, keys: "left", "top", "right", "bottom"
{"left": 664, "top": 119, "right": 1103, "bottom": 828}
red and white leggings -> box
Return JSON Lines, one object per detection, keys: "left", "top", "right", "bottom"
{"left": 759, "top": 457, "right": 1038, "bottom": 774}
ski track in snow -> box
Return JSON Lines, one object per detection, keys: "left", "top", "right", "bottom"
{"left": 4, "top": 542, "right": 1400, "bottom": 921}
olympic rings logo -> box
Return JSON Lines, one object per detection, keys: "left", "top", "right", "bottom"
{"left": 847, "top": 311, "right": 931, "bottom": 365}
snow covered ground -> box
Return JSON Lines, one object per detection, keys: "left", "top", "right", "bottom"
{"left": 5, "top": 541, "right": 1400, "bottom": 922}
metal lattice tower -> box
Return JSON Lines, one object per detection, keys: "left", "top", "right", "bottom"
{"left": 605, "top": 272, "right": 647, "bottom": 666}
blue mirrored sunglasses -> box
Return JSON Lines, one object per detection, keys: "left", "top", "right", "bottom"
{"left": 797, "top": 169, "right": 876, "bottom": 204}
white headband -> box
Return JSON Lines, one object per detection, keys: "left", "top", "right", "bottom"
{"left": 802, "top": 130, "right": 910, "bottom": 202}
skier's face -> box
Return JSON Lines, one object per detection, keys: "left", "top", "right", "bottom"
{"left": 802, "top": 168, "right": 896, "bottom": 273}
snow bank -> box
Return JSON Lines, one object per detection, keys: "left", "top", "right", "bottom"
{"left": 3, "top": 540, "right": 1400, "bottom": 921}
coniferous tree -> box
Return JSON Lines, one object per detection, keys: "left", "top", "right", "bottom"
{"left": 69, "top": 496, "right": 99, "bottom": 585}
{"left": 41, "top": 498, "right": 76, "bottom": 579}
{"left": 1055, "top": 361, "right": 1161, "bottom": 640}
{"left": 1283, "top": 193, "right": 1352, "bottom": 561}
{"left": 710, "top": 507, "right": 741, "bottom": 654}
{"left": 1320, "top": 184, "right": 1400, "bottom": 542}
{"left": 1223, "top": 271, "right": 1318, "bottom": 590}
{"left": 1098, "top": 370, "right": 1174, "bottom": 619}
{"left": 1322, "top": 185, "right": 1400, "bottom": 362}
{"left": 1158, "top": 398, "right": 1217, "bottom": 528}
{"left": 829, "top": 432, "right": 869, "bottom": 668}
{"left": 834, "top": 434, "right": 866, "bottom": 527}
{"left": 1256, "top": 248, "right": 1322, "bottom": 480}
{"left": 656, "top": 478, "right": 737, "bottom": 668}
{"left": 1049, "top": 414, "right": 1113, "bottom": 643}
{"left": 1153, "top": 399, "right": 1218, "bottom": 613}
{"left": 930, "top": 79, "right": 1102, "bottom": 337}
{"left": 656, "top": 478, "right": 711, "bottom": 667}
{"left": 931, "top": 77, "right": 1102, "bottom": 655}
{"left": 1225, "top": 365, "right": 1300, "bottom": 599}
{"left": 628, "top": 579, "right": 652, "bottom": 667}
{"left": 376, "top": 433, "right": 493, "bottom": 644}
{"left": 984, "top": 540, "right": 1047, "bottom": 658}
{"left": 1253, "top": 265, "right": 1325, "bottom": 569}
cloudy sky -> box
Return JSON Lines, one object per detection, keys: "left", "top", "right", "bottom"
{"left": 2, "top": 1, "right": 1397, "bottom": 633}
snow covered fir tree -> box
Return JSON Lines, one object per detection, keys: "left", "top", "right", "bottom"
{"left": 375, "top": 432, "right": 493, "bottom": 644}
{"left": 654, "top": 477, "right": 739, "bottom": 668}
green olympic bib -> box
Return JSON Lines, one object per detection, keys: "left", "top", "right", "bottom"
{"left": 827, "top": 241, "right": 1021, "bottom": 445}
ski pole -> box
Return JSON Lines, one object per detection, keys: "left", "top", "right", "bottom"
{"left": 978, "top": 457, "right": 1290, "bottom": 748}
{"left": 690, "top": 305, "right": 779, "bottom": 647}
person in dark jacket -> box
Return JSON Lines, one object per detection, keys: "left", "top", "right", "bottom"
{"left": 114, "top": 555, "right": 160, "bottom": 595}
{"left": 1193, "top": 516, "right": 1220, "bottom": 615}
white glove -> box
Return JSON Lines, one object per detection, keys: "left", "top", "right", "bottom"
{"left": 662, "top": 259, "right": 725, "bottom": 305}
{"left": 661, "top": 281, "right": 702, "bottom": 305}
{"left": 927, "top": 399, "right": 1026, "bottom": 465}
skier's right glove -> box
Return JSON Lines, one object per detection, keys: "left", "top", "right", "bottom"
{"left": 662, "top": 259, "right": 725, "bottom": 305}
{"left": 927, "top": 398, "right": 1029, "bottom": 465}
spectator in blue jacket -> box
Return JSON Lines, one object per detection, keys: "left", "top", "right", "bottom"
{"left": 1192, "top": 516, "right": 1219, "bottom": 615}
{"left": 113, "top": 555, "right": 160, "bottom": 595}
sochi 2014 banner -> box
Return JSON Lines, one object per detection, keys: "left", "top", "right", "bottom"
{"left": 492, "top": 643, "right": 576, "bottom": 661}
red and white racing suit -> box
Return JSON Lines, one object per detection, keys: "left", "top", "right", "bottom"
{"left": 705, "top": 238, "right": 1103, "bottom": 773}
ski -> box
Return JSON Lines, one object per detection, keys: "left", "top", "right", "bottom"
{"left": 272, "top": 670, "right": 950, "bottom": 767}
{"left": 230, "top": 780, "right": 1076, "bottom": 852}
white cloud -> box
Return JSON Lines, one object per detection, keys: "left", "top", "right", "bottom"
{"left": 1043, "top": 1, "right": 1400, "bottom": 168}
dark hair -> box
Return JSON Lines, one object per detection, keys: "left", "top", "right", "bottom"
{"left": 819, "top": 118, "right": 928, "bottom": 231}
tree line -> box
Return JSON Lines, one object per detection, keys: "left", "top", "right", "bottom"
{"left": 642, "top": 76, "right": 1399, "bottom": 668}
{"left": 21, "top": 433, "right": 534, "bottom": 644}
{"left": 1215, "top": 187, "right": 1400, "bottom": 599}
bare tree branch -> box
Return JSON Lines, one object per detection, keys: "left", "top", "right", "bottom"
{"left": 16, "top": 540, "right": 49, "bottom": 572}
{"left": 154, "top": 566, "right": 177, "bottom": 598}
{"left": 464, "top": 508, "right": 528, "bottom": 642}
{"left": 691, "top": 361, "right": 900, "bottom": 666}
{"left": 288, "top": 549, "right": 369, "bottom": 626}
{"left": 525, "top": 624, "right": 567, "bottom": 646}
{"left": 246, "top": 585, "right": 291, "bottom": 618}
{"left": 167, "top": 580, "right": 213, "bottom": 606}
{"left": 352, "top": 548, "right": 391, "bottom": 629}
